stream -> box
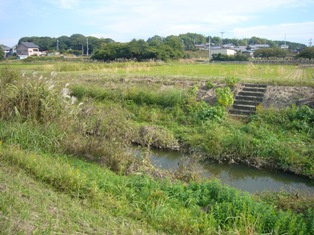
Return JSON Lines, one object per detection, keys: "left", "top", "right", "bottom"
{"left": 146, "top": 148, "right": 314, "bottom": 194}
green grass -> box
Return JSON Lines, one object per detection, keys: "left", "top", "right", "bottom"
{"left": 0, "top": 157, "right": 157, "bottom": 234}
{"left": 2, "top": 60, "right": 313, "bottom": 86}
{"left": 69, "top": 80, "right": 314, "bottom": 178}
{"left": 1, "top": 60, "right": 313, "bottom": 234}
{"left": 1, "top": 145, "right": 313, "bottom": 234}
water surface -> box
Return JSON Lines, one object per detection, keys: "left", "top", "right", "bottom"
{"left": 148, "top": 148, "right": 314, "bottom": 194}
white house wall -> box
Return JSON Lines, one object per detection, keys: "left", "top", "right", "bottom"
{"left": 211, "top": 48, "right": 237, "bottom": 56}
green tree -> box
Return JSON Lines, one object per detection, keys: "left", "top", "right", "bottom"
{"left": 179, "top": 33, "right": 207, "bottom": 50}
{"left": 147, "top": 35, "right": 164, "bottom": 46}
{"left": 0, "top": 48, "right": 5, "bottom": 60}
{"left": 91, "top": 43, "right": 126, "bottom": 61}
{"left": 163, "top": 35, "right": 184, "bottom": 59}
{"left": 128, "top": 39, "right": 150, "bottom": 61}
{"left": 296, "top": 47, "right": 314, "bottom": 59}
{"left": 253, "top": 48, "right": 287, "bottom": 58}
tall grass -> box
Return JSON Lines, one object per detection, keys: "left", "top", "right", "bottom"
{"left": 0, "top": 67, "right": 137, "bottom": 173}
{"left": 0, "top": 67, "right": 64, "bottom": 124}
{"left": 71, "top": 84, "right": 186, "bottom": 108}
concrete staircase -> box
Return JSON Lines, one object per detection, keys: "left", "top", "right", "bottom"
{"left": 229, "top": 84, "right": 267, "bottom": 116}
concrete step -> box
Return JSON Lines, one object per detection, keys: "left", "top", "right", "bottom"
{"left": 233, "top": 104, "right": 256, "bottom": 111}
{"left": 235, "top": 95, "right": 264, "bottom": 102}
{"left": 242, "top": 87, "right": 267, "bottom": 92}
{"left": 242, "top": 83, "right": 267, "bottom": 88}
{"left": 234, "top": 99, "right": 261, "bottom": 106}
{"left": 229, "top": 109, "right": 256, "bottom": 115}
{"left": 229, "top": 83, "right": 267, "bottom": 116}
{"left": 238, "top": 91, "right": 265, "bottom": 98}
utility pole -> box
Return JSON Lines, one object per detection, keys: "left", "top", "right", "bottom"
{"left": 56, "top": 39, "right": 59, "bottom": 51}
{"left": 86, "top": 38, "right": 89, "bottom": 56}
{"left": 220, "top": 31, "right": 224, "bottom": 46}
{"left": 208, "top": 36, "right": 211, "bottom": 62}
{"left": 309, "top": 38, "right": 312, "bottom": 47}
{"left": 81, "top": 44, "right": 84, "bottom": 56}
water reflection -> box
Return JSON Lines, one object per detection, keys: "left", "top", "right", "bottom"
{"left": 148, "top": 148, "right": 314, "bottom": 194}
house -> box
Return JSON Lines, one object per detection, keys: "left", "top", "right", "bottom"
{"left": 194, "top": 43, "right": 208, "bottom": 50}
{"left": 211, "top": 48, "right": 237, "bottom": 56}
{"left": 280, "top": 44, "right": 289, "bottom": 49}
{"left": 1, "top": 44, "right": 11, "bottom": 57}
{"left": 222, "top": 43, "right": 235, "bottom": 49}
{"left": 248, "top": 44, "right": 270, "bottom": 51}
{"left": 16, "top": 42, "right": 41, "bottom": 58}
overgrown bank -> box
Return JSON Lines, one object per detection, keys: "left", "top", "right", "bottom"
{"left": 71, "top": 78, "right": 314, "bottom": 179}
{"left": 0, "top": 65, "right": 313, "bottom": 234}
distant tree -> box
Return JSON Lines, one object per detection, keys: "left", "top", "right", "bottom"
{"left": 253, "top": 48, "right": 287, "bottom": 58}
{"left": 92, "top": 43, "right": 126, "bottom": 61}
{"left": 92, "top": 36, "right": 184, "bottom": 62}
{"left": 296, "top": 47, "right": 314, "bottom": 59}
{"left": 0, "top": 48, "right": 5, "bottom": 60}
{"left": 147, "top": 35, "right": 164, "bottom": 46}
{"left": 211, "top": 36, "right": 221, "bottom": 46}
{"left": 179, "top": 33, "right": 206, "bottom": 50}
{"left": 163, "top": 35, "right": 184, "bottom": 58}
{"left": 127, "top": 39, "right": 150, "bottom": 60}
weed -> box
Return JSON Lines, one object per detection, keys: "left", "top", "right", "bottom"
{"left": 224, "top": 76, "right": 239, "bottom": 87}
{"left": 215, "top": 87, "right": 234, "bottom": 107}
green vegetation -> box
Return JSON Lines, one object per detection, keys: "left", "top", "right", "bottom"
{"left": 2, "top": 145, "right": 313, "bottom": 234}
{"left": 212, "top": 53, "right": 249, "bottom": 61}
{"left": 0, "top": 61, "right": 313, "bottom": 234}
{"left": 18, "top": 34, "right": 307, "bottom": 55}
{"left": 70, "top": 82, "right": 313, "bottom": 178}
{"left": 92, "top": 37, "right": 184, "bottom": 61}
{"left": 253, "top": 48, "right": 288, "bottom": 58}
{"left": 0, "top": 49, "right": 4, "bottom": 61}
{"left": 297, "top": 47, "right": 314, "bottom": 59}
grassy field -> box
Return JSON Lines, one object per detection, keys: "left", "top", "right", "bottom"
{"left": 1, "top": 60, "right": 313, "bottom": 86}
{"left": 0, "top": 60, "right": 313, "bottom": 234}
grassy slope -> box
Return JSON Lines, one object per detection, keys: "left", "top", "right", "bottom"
{"left": 1, "top": 146, "right": 313, "bottom": 234}
{"left": 0, "top": 161, "right": 155, "bottom": 235}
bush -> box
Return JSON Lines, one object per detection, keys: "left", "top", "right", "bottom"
{"left": 224, "top": 76, "right": 239, "bottom": 87}
{"left": 215, "top": 87, "right": 234, "bottom": 107}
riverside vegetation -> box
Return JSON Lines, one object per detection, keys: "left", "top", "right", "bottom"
{"left": 0, "top": 60, "right": 313, "bottom": 234}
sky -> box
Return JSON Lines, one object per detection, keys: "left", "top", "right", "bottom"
{"left": 1, "top": 0, "right": 314, "bottom": 47}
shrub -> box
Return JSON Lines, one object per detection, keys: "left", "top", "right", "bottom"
{"left": 215, "top": 87, "right": 234, "bottom": 107}
{"left": 224, "top": 76, "right": 239, "bottom": 87}
{"left": 197, "top": 102, "right": 226, "bottom": 122}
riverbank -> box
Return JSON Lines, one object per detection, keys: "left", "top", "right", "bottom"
{"left": 1, "top": 62, "right": 313, "bottom": 234}
{"left": 1, "top": 145, "right": 313, "bottom": 234}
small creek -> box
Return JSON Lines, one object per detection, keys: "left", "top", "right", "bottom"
{"left": 147, "top": 148, "right": 314, "bottom": 194}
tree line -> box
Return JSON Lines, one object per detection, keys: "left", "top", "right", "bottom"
{"left": 19, "top": 34, "right": 114, "bottom": 56}
{"left": 12, "top": 33, "right": 312, "bottom": 61}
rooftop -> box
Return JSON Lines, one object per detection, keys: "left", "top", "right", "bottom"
{"left": 19, "top": 42, "right": 39, "bottom": 48}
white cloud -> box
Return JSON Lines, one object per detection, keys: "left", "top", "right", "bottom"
{"left": 2, "top": 0, "right": 311, "bottom": 45}
{"left": 47, "top": 0, "right": 80, "bottom": 9}
{"left": 74, "top": 0, "right": 311, "bottom": 40}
